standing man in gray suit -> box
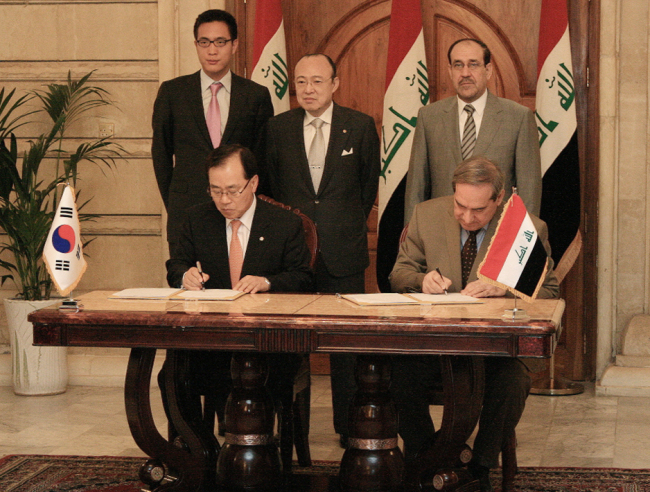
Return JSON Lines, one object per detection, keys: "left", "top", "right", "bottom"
{"left": 404, "top": 38, "right": 541, "bottom": 223}
{"left": 265, "top": 53, "right": 380, "bottom": 447}
{"left": 152, "top": 9, "right": 273, "bottom": 251}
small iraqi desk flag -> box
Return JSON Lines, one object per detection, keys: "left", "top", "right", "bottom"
{"left": 477, "top": 194, "right": 549, "bottom": 302}
{"left": 251, "top": 0, "right": 290, "bottom": 115}
{"left": 43, "top": 185, "right": 86, "bottom": 296}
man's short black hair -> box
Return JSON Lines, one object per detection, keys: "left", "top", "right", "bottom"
{"left": 297, "top": 53, "right": 337, "bottom": 79}
{"left": 194, "top": 9, "right": 238, "bottom": 40}
{"left": 205, "top": 144, "right": 258, "bottom": 180}
{"left": 447, "top": 38, "right": 491, "bottom": 65}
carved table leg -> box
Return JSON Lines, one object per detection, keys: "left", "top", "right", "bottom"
{"left": 125, "top": 348, "right": 219, "bottom": 491}
{"left": 406, "top": 355, "right": 485, "bottom": 492}
{"left": 216, "top": 353, "right": 282, "bottom": 490}
{"left": 339, "top": 354, "right": 404, "bottom": 492}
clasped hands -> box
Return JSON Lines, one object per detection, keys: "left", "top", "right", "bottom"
{"left": 422, "top": 269, "right": 506, "bottom": 298}
{"left": 183, "top": 267, "right": 271, "bottom": 293}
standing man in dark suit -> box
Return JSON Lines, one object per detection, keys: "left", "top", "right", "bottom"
{"left": 265, "top": 53, "right": 380, "bottom": 446}
{"left": 163, "top": 144, "right": 313, "bottom": 435}
{"left": 390, "top": 157, "right": 558, "bottom": 491}
{"left": 152, "top": 9, "right": 273, "bottom": 250}
{"left": 404, "top": 38, "right": 541, "bottom": 223}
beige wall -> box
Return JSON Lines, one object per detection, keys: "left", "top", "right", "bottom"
{"left": 598, "top": 0, "right": 650, "bottom": 377}
{"left": 0, "top": 0, "right": 648, "bottom": 382}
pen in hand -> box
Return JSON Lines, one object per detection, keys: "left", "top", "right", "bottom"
{"left": 435, "top": 267, "right": 448, "bottom": 295}
{"left": 196, "top": 261, "right": 205, "bottom": 291}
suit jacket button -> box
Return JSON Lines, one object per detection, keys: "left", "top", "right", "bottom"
{"left": 314, "top": 200, "right": 320, "bottom": 204}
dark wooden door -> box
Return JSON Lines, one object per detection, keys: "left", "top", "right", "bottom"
{"left": 231, "top": 0, "right": 599, "bottom": 381}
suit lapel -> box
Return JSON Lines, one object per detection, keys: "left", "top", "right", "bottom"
{"left": 203, "top": 205, "right": 232, "bottom": 288}
{"left": 222, "top": 74, "right": 242, "bottom": 144}
{"left": 188, "top": 71, "right": 213, "bottom": 147}
{"left": 443, "top": 98, "right": 462, "bottom": 165}
{"left": 292, "top": 109, "right": 318, "bottom": 196}
{"left": 241, "top": 200, "right": 271, "bottom": 276}
{"left": 474, "top": 92, "right": 502, "bottom": 155}
{"left": 319, "top": 104, "right": 350, "bottom": 194}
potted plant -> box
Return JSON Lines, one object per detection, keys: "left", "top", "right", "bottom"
{"left": 0, "top": 71, "right": 125, "bottom": 395}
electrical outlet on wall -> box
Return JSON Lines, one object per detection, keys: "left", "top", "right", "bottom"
{"left": 99, "top": 123, "right": 114, "bottom": 138}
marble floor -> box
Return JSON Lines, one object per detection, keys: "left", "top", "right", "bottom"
{"left": 1, "top": 376, "right": 650, "bottom": 469}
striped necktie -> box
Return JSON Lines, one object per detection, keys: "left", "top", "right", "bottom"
{"left": 461, "top": 104, "right": 476, "bottom": 160}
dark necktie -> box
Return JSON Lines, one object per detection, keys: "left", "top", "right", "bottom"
{"left": 461, "top": 104, "right": 476, "bottom": 160}
{"left": 461, "top": 230, "right": 478, "bottom": 288}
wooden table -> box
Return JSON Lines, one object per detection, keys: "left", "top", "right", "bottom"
{"left": 30, "top": 291, "right": 564, "bottom": 492}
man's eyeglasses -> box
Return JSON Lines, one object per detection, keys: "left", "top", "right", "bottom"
{"left": 197, "top": 38, "right": 232, "bottom": 48}
{"left": 208, "top": 178, "right": 251, "bottom": 199}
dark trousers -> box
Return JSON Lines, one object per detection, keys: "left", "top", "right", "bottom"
{"left": 315, "top": 257, "right": 366, "bottom": 437}
{"left": 391, "top": 355, "right": 531, "bottom": 468}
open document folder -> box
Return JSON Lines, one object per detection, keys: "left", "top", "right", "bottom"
{"left": 171, "top": 289, "right": 245, "bottom": 301}
{"left": 109, "top": 288, "right": 182, "bottom": 299}
{"left": 341, "top": 292, "right": 482, "bottom": 306}
{"left": 109, "top": 288, "right": 245, "bottom": 301}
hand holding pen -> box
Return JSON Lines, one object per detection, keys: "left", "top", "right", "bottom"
{"left": 421, "top": 267, "right": 451, "bottom": 295}
{"left": 435, "top": 268, "right": 449, "bottom": 295}
{"left": 196, "top": 262, "right": 206, "bottom": 290}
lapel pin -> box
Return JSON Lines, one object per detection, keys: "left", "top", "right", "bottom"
{"left": 260, "top": 236, "right": 265, "bottom": 241}
{"left": 343, "top": 129, "right": 347, "bottom": 133}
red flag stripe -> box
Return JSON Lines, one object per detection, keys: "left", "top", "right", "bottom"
{"left": 252, "top": 0, "right": 283, "bottom": 69}
{"left": 537, "top": 0, "right": 569, "bottom": 76}
{"left": 479, "top": 195, "right": 528, "bottom": 278}
{"left": 385, "top": 0, "right": 423, "bottom": 89}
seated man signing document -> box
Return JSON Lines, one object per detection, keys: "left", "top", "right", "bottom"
{"left": 162, "top": 144, "right": 313, "bottom": 434}
{"left": 166, "top": 144, "right": 313, "bottom": 293}
{"left": 389, "top": 156, "right": 559, "bottom": 492}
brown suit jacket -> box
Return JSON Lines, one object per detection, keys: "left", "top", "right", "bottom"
{"left": 389, "top": 195, "right": 559, "bottom": 299}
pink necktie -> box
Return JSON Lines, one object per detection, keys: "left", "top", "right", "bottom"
{"left": 207, "top": 82, "right": 223, "bottom": 148}
{"left": 229, "top": 219, "right": 244, "bottom": 288}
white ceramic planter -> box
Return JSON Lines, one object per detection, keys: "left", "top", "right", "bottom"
{"left": 3, "top": 298, "right": 68, "bottom": 395}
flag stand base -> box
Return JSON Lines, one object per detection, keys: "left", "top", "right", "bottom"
{"left": 502, "top": 308, "right": 530, "bottom": 322}
{"left": 530, "top": 350, "right": 584, "bottom": 396}
{"left": 59, "top": 298, "right": 83, "bottom": 312}
{"left": 530, "top": 376, "right": 584, "bottom": 395}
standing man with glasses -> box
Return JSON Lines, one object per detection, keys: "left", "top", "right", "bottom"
{"left": 404, "top": 38, "right": 541, "bottom": 224}
{"left": 152, "top": 9, "right": 273, "bottom": 252}
{"left": 265, "top": 53, "right": 380, "bottom": 448}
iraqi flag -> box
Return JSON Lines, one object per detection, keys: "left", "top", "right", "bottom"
{"left": 43, "top": 185, "right": 87, "bottom": 296}
{"left": 477, "top": 194, "right": 549, "bottom": 302}
{"left": 376, "top": 0, "right": 429, "bottom": 292}
{"left": 251, "top": 0, "right": 290, "bottom": 115}
{"left": 535, "top": 0, "right": 581, "bottom": 282}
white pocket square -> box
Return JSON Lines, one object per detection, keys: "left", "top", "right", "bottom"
{"left": 341, "top": 148, "right": 354, "bottom": 156}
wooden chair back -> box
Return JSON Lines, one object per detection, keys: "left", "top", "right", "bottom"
{"left": 257, "top": 194, "right": 318, "bottom": 270}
